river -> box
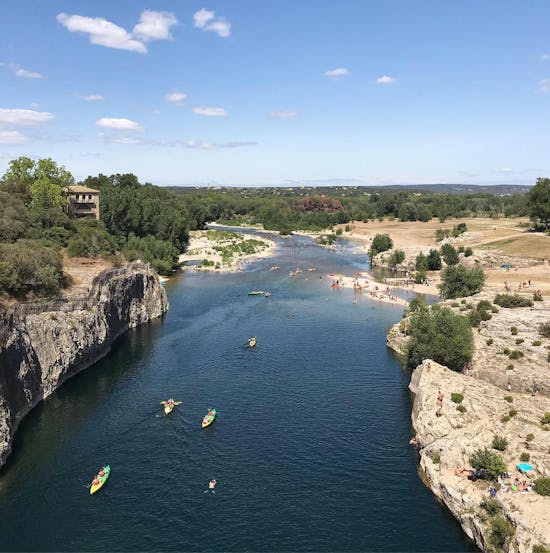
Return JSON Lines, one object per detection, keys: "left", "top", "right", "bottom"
{"left": 0, "top": 232, "right": 476, "bottom": 552}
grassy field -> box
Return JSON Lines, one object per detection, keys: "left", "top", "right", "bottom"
{"left": 476, "top": 234, "right": 550, "bottom": 259}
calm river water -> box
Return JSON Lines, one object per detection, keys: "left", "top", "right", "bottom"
{"left": 0, "top": 232, "right": 476, "bottom": 552}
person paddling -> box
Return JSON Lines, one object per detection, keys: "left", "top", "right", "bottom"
{"left": 204, "top": 479, "right": 217, "bottom": 493}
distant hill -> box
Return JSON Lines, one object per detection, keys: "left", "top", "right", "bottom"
{"left": 167, "top": 183, "right": 530, "bottom": 196}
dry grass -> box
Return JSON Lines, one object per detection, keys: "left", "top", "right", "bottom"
{"left": 477, "top": 234, "right": 550, "bottom": 259}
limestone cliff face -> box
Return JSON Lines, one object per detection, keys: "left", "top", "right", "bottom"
{"left": 410, "top": 361, "right": 550, "bottom": 553}
{"left": 0, "top": 263, "right": 168, "bottom": 468}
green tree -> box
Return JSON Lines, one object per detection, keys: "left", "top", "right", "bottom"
{"left": 0, "top": 156, "right": 35, "bottom": 203}
{"left": 527, "top": 178, "right": 550, "bottom": 229}
{"left": 406, "top": 305, "right": 474, "bottom": 371}
{"left": 441, "top": 243, "right": 459, "bottom": 265}
{"left": 439, "top": 265, "right": 486, "bottom": 299}
{"left": 415, "top": 251, "right": 428, "bottom": 271}
{"left": 66, "top": 221, "right": 117, "bottom": 258}
{"left": 469, "top": 448, "right": 507, "bottom": 480}
{"left": 388, "top": 249, "right": 405, "bottom": 269}
{"left": 427, "top": 249, "right": 442, "bottom": 270}
{"left": 370, "top": 233, "right": 393, "bottom": 257}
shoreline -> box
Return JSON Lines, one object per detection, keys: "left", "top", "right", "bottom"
{"left": 326, "top": 273, "right": 409, "bottom": 306}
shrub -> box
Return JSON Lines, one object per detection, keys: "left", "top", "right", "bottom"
{"left": 504, "top": 396, "right": 513, "bottom": 403}
{"left": 429, "top": 451, "right": 441, "bottom": 464}
{"left": 370, "top": 233, "right": 393, "bottom": 257}
{"left": 344, "top": 224, "right": 351, "bottom": 232}
{"left": 494, "top": 294, "right": 533, "bottom": 308}
{"left": 451, "top": 393, "right": 464, "bottom": 404}
{"left": 541, "top": 412, "right": 550, "bottom": 425}
{"left": 123, "top": 234, "right": 180, "bottom": 274}
{"left": 388, "top": 249, "right": 405, "bottom": 269}
{"left": 456, "top": 404, "right": 467, "bottom": 413}
{"left": 414, "top": 270, "right": 426, "bottom": 284}
{"left": 480, "top": 497, "right": 502, "bottom": 516}
{"left": 464, "top": 247, "right": 473, "bottom": 257}
{"left": 520, "top": 452, "right": 530, "bottom": 462}
{"left": 470, "top": 448, "right": 507, "bottom": 480}
{"left": 426, "top": 249, "right": 442, "bottom": 270}
{"left": 66, "top": 220, "right": 117, "bottom": 258}
{"left": 509, "top": 350, "right": 523, "bottom": 360}
{"left": 533, "top": 478, "right": 550, "bottom": 496}
{"left": 408, "top": 297, "right": 426, "bottom": 313}
{"left": 532, "top": 545, "right": 550, "bottom": 553}
{"left": 534, "top": 292, "right": 543, "bottom": 302}
{"left": 532, "top": 340, "right": 542, "bottom": 346}
{"left": 526, "top": 433, "right": 535, "bottom": 442}
{"left": 492, "top": 435, "right": 508, "bottom": 451}
{"left": 503, "top": 348, "right": 511, "bottom": 355}
{"left": 453, "top": 222, "right": 468, "bottom": 236}
{"left": 515, "top": 338, "right": 524, "bottom": 345}
{"left": 335, "top": 228, "right": 343, "bottom": 236}
{"left": 487, "top": 338, "right": 494, "bottom": 346}
{"left": 508, "top": 409, "right": 517, "bottom": 418}
{"left": 539, "top": 322, "right": 550, "bottom": 338}
{"left": 441, "top": 243, "right": 459, "bottom": 266}
{"left": 468, "top": 309, "right": 482, "bottom": 328}
{"left": 489, "top": 516, "right": 515, "bottom": 551}
{"left": 510, "top": 326, "right": 518, "bottom": 335}
{"left": 506, "top": 364, "right": 514, "bottom": 370}
{"left": 477, "top": 300, "right": 493, "bottom": 311}
{"left": 439, "top": 265, "right": 486, "bottom": 299}
{"left": 435, "top": 228, "right": 450, "bottom": 242}
{"left": 406, "top": 305, "right": 473, "bottom": 372}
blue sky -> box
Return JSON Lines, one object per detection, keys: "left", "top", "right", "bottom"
{"left": 1, "top": 0, "right": 550, "bottom": 186}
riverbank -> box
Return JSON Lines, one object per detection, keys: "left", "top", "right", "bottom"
{"left": 326, "top": 273, "right": 409, "bottom": 306}
{"left": 0, "top": 263, "right": 168, "bottom": 469}
{"left": 387, "top": 293, "right": 550, "bottom": 552}
{"left": 178, "top": 229, "right": 276, "bottom": 272}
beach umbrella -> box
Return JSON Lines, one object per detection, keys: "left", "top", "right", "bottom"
{"left": 517, "top": 463, "right": 534, "bottom": 472}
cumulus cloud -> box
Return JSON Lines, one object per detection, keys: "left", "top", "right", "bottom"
{"left": 324, "top": 67, "right": 349, "bottom": 77}
{"left": 0, "top": 130, "right": 27, "bottom": 144}
{"left": 96, "top": 117, "right": 143, "bottom": 131}
{"left": 538, "top": 79, "right": 550, "bottom": 93}
{"left": 165, "top": 91, "right": 187, "bottom": 105}
{"left": 133, "top": 10, "right": 178, "bottom": 42}
{"left": 78, "top": 94, "right": 104, "bottom": 101}
{"left": 193, "top": 8, "right": 231, "bottom": 37}
{"left": 376, "top": 75, "right": 397, "bottom": 84}
{"left": 0, "top": 108, "right": 55, "bottom": 126}
{"left": 193, "top": 106, "right": 228, "bottom": 117}
{"left": 270, "top": 111, "right": 298, "bottom": 119}
{"left": 1, "top": 63, "right": 43, "bottom": 79}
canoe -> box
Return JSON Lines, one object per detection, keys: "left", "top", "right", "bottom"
{"left": 264, "top": 292, "right": 271, "bottom": 297}
{"left": 161, "top": 400, "right": 181, "bottom": 415}
{"left": 249, "top": 337, "right": 257, "bottom": 347}
{"left": 202, "top": 408, "right": 217, "bottom": 428}
{"left": 248, "top": 291, "right": 265, "bottom": 295}
{"left": 90, "top": 465, "right": 110, "bottom": 495}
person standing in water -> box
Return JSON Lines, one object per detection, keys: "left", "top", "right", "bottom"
{"left": 205, "top": 479, "right": 217, "bottom": 493}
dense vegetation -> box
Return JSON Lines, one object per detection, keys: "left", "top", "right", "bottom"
{"left": 528, "top": 178, "right": 550, "bottom": 229}
{"left": 406, "top": 305, "right": 474, "bottom": 372}
{"left": 439, "top": 265, "right": 486, "bottom": 299}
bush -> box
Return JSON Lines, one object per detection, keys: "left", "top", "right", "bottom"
{"left": 413, "top": 270, "right": 426, "bottom": 284}
{"left": 506, "top": 364, "right": 514, "bottom": 370}
{"left": 480, "top": 497, "right": 502, "bottom": 515}
{"left": 66, "top": 221, "right": 117, "bottom": 258}
{"left": 510, "top": 326, "right": 518, "bottom": 335}
{"left": 503, "top": 348, "right": 511, "bottom": 355}
{"left": 533, "top": 478, "right": 550, "bottom": 496}
{"left": 470, "top": 448, "right": 507, "bottom": 480}
{"left": 515, "top": 338, "right": 524, "bottom": 345}
{"left": 406, "top": 305, "right": 474, "bottom": 372}
{"left": 335, "top": 228, "right": 343, "bottom": 236}
{"left": 435, "top": 228, "right": 450, "bottom": 242}
{"left": 520, "top": 452, "right": 530, "bottom": 462}
{"left": 123, "top": 234, "right": 180, "bottom": 274}
{"left": 439, "top": 265, "right": 486, "bottom": 299}
{"left": 441, "top": 243, "right": 459, "bottom": 266}
{"left": 429, "top": 451, "right": 441, "bottom": 464}
{"left": 526, "top": 433, "right": 534, "bottom": 442}
{"left": 456, "top": 404, "right": 467, "bottom": 413}
{"left": 427, "top": 249, "right": 442, "bottom": 270}
{"left": 453, "top": 222, "right": 468, "bottom": 236}
{"left": 509, "top": 350, "right": 523, "bottom": 360}
{"left": 492, "top": 435, "right": 508, "bottom": 451}
{"left": 541, "top": 412, "right": 550, "bottom": 425}
{"left": 489, "top": 516, "right": 515, "bottom": 551}
{"left": 370, "top": 233, "right": 393, "bottom": 257}
{"left": 464, "top": 247, "right": 473, "bottom": 257}
{"left": 415, "top": 251, "right": 428, "bottom": 271}
{"left": 503, "top": 396, "right": 513, "bottom": 403}
{"left": 539, "top": 322, "right": 550, "bottom": 338}
{"left": 388, "top": 249, "right": 406, "bottom": 269}
{"left": 451, "top": 393, "right": 464, "bottom": 404}
{"left": 486, "top": 338, "right": 494, "bottom": 346}
{"left": 494, "top": 294, "right": 533, "bottom": 308}
{"left": 468, "top": 309, "right": 482, "bottom": 328}
{"left": 408, "top": 297, "right": 426, "bottom": 313}
{"left": 508, "top": 409, "right": 517, "bottom": 418}
{"left": 532, "top": 545, "right": 550, "bottom": 553}
{"left": 532, "top": 340, "right": 542, "bottom": 346}
{"left": 534, "top": 292, "right": 543, "bottom": 302}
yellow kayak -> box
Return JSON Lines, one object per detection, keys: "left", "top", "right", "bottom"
{"left": 249, "top": 337, "right": 257, "bottom": 348}
{"left": 161, "top": 400, "right": 182, "bottom": 415}
{"left": 90, "top": 465, "right": 110, "bottom": 495}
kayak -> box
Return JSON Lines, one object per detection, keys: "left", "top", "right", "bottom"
{"left": 264, "top": 292, "right": 271, "bottom": 297}
{"left": 202, "top": 408, "right": 217, "bottom": 429}
{"left": 90, "top": 465, "right": 110, "bottom": 495}
{"left": 248, "top": 291, "right": 265, "bottom": 296}
{"left": 161, "top": 400, "right": 182, "bottom": 415}
{"left": 249, "top": 337, "right": 257, "bottom": 347}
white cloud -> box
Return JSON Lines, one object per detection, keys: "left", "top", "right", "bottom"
{"left": 538, "top": 79, "right": 550, "bottom": 93}
{"left": 133, "top": 10, "right": 178, "bottom": 42}
{"left": 376, "top": 75, "right": 397, "bottom": 84}
{"left": 193, "top": 106, "right": 228, "bottom": 117}
{"left": 78, "top": 94, "right": 104, "bottom": 101}
{"left": 1, "top": 63, "right": 43, "bottom": 79}
{"left": 270, "top": 111, "right": 298, "bottom": 119}
{"left": 193, "top": 8, "right": 231, "bottom": 37}
{"left": 165, "top": 91, "right": 187, "bottom": 105}
{"left": 541, "top": 54, "right": 550, "bottom": 61}
{"left": 106, "top": 135, "right": 144, "bottom": 144}
{"left": 0, "top": 108, "right": 55, "bottom": 126}
{"left": 175, "top": 139, "right": 256, "bottom": 150}
{"left": 324, "top": 67, "right": 349, "bottom": 77}
{"left": 96, "top": 117, "right": 143, "bottom": 131}
{"left": 0, "top": 130, "right": 27, "bottom": 144}
{"left": 56, "top": 13, "right": 147, "bottom": 53}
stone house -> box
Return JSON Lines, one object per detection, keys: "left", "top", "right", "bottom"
{"left": 65, "top": 185, "right": 100, "bottom": 219}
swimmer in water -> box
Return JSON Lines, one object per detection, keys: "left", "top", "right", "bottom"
{"left": 205, "top": 479, "right": 217, "bottom": 493}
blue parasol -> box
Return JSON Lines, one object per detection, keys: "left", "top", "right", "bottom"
{"left": 517, "top": 463, "right": 534, "bottom": 472}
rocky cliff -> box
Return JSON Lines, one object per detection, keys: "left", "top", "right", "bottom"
{"left": 387, "top": 295, "right": 550, "bottom": 552}
{"left": 0, "top": 263, "right": 168, "bottom": 469}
